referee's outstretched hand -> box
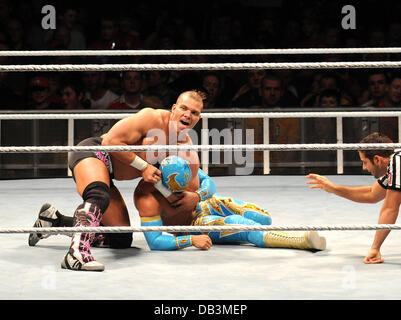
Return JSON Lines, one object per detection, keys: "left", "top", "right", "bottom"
{"left": 305, "top": 173, "right": 336, "bottom": 194}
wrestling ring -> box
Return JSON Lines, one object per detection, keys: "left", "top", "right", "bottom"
{"left": 1, "top": 47, "right": 401, "bottom": 302}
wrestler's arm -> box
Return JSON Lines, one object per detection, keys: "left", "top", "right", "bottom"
{"left": 101, "top": 108, "right": 162, "bottom": 183}
{"left": 141, "top": 216, "right": 212, "bottom": 251}
{"left": 196, "top": 168, "right": 217, "bottom": 201}
{"left": 135, "top": 185, "right": 212, "bottom": 251}
{"left": 306, "top": 174, "right": 386, "bottom": 203}
{"left": 141, "top": 216, "right": 193, "bottom": 250}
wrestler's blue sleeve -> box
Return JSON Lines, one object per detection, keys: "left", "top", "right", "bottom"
{"left": 196, "top": 168, "right": 216, "bottom": 201}
{"left": 140, "top": 216, "right": 193, "bottom": 251}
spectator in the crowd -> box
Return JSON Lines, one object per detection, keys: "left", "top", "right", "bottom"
{"left": 89, "top": 16, "right": 120, "bottom": 50}
{"left": 270, "top": 57, "right": 301, "bottom": 107}
{"left": 143, "top": 10, "right": 181, "bottom": 51}
{"left": 88, "top": 14, "right": 133, "bottom": 65}
{"left": 108, "top": 71, "right": 146, "bottom": 110}
{"left": 81, "top": 70, "right": 119, "bottom": 136}
{"left": 305, "top": 89, "right": 341, "bottom": 173}
{"left": 6, "top": 18, "right": 27, "bottom": 50}
{"left": 89, "top": 13, "right": 141, "bottom": 53}
{"left": 378, "top": 73, "right": 401, "bottom": 142}
{"left": 383, "top": 73, "right": 401, "bottom": 107}
{"left": 46, "top": 73, "right": 64, "bottom": 106}
{"left": 27, "top": 75, "right": 61, "bottom": 110}
{"left": 231, "top": 69, "right": 265, "bottom": 108}
{"left": 58, "top": 75, "right": 90, "bottom": 143}
{"left": 297, "top": 71, "right": 322, "bottom": 106}
{"left": 207, "top": 11, "right": 243, "bottom": 49}
{"left": 25, "top": 4, "right": 49, "bottom": 50}
{"left": 300, "top": 72, "right": 353, "bottom": 107}
{"left": 298, "top": 16, "right": 324, "bottom": 48}
{"left": 116, "top": 13, "right": 142, "bottom": 50}
{"left": 57, "top": 6, "right": 87, "bottom": 50}
{"left": 343, "top": 30, "right": 364, "bottom": 62}
{"left": 262, "top": 74, "right": 301, "bottom": 166}
{"left": 352, "top": 70, "right": 388, "bottom": 142}
{"left": 246, "top": 74, "right": 301, "bottom": 172}
{"left": 360, "top": 70, "right": 388, "bottom": 107}
{"left": 143, "top": 70, "right": 178, "bottom": 108}
{"left": 319, "top": 89, "right": 340, "bottom": 107}
{"left": 168, "top": 54, "right": 208, "bottom": 94}
{"left": 46, "top": 24, "right": 71, "bottom": 50}
{"left": 105, "top": 72, "right": 122, "bottom": 96}
{"left": 81, "top": 71, "right": 119, "bottom": 109}
{"left": 201, "top": 72, "right": 229, "bottom": 109}
{"left": 250, "top": 13, "right": 280, "bottom": 49}
{"left": 362, "top": 26, "right": 390, "bottom": 61}
{"left": 42, "top": 5, "right": 86, "bottom": 51}
{"left": 60, "top": 76, "right": 88, "bottom": 110}
{"left": 308, "top": 89, "right": 339, "bottom": 144}
{"left": 320, "top": 25, "right": 343, "bottom": 62}
{"left": 260, "top": 73, "right": 284, "bottom": 108}
{"left": 259, "top": 72, "right": 299, "bottom": 108}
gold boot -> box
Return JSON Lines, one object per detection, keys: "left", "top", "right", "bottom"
{"left": 263, "top": 231, "right": 326, "bottom": 250}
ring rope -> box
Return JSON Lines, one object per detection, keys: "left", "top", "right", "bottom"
{"left": 1, "top": 111, "right": 401, "bottom": 120}
{"left": 1, "top": 224, "right": 401, "bottom": 234}
{"left": 0, "top": 61, "right": 401, "bottom": 72}
{"left": 1, "top": 47, "right": 401, "bottom": 56}
{"left": 0, "top": 143, "right": 399, "bottom": 153}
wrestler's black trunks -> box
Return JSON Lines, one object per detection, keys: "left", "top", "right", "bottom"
{"left": 68, "top": 137, "right": 114, "bottom": 185}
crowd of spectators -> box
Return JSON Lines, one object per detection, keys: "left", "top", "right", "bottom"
{"left": 0, "top": 0, "right": 399, "bottom": 114}
{"left": 1, "top": 0, "right": 401, "bottom": 176}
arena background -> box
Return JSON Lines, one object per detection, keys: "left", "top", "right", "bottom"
{"left": 0, "top": 0, "right": 399, "bottom": 179}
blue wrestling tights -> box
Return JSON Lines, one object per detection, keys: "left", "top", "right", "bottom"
{"left": 199, "top": 214, "right": 269, "bottom": 248}
{"left": 196, "top": 194, "right": 272, "bottom": 225}
{"left": 193, "top": 195, "right": 273, "bottom": 247}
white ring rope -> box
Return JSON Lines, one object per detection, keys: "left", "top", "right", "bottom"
{"left": 2, "top": 50, "right": 400, "bottom": 237}
{"left": 1, "top": 61, "right": 401, "bottom": 72}
{"left": 1, "top": 50, "right": 399, "bottom": 236}
{"left": 2, "top": 47, "right": 401, "bottom": 56}
{"left": 0, "top": 143, "right": 399, "bottom": 153}
{"left": 1, "top": 110, "right": 401, "bottom": 120}
{"left": 1, "top": 224, "right": 401, "bottom": 234}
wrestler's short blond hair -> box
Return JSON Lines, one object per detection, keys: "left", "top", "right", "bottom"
{"left": 177, "top": 90, "right": 207, "bottom": 103}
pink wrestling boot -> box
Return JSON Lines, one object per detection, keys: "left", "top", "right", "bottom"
{"left": 61, "top": 203, "right": 104, "bottom": 271}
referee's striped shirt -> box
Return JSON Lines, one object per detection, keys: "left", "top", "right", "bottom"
{"left": 378, "top": 150, "right": 401, "bottom": 190}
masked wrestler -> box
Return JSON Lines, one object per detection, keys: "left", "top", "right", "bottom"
{"left": 137, "top": 156, "right": 326, "bottom": 251}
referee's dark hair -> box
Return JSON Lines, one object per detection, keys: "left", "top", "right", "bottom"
{"left": 359, "top": 132, "right": 394, "bottom": 161}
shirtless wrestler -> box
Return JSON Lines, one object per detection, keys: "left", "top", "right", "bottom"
{"left": 29, "top": 90, "right": 206, "bottom": 271}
